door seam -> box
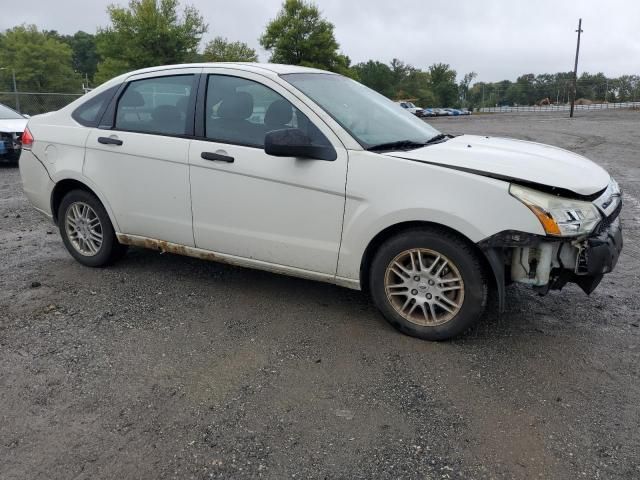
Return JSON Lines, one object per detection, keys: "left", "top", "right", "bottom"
{"left": 334, "top": 149, "right": 350, "bottom": 281}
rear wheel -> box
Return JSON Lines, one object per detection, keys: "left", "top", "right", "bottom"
{"left": 58, "top": 189, "right": 127, "bottom": 267}
{"left": 369, "top": 228, "right": 487, "bottom": 341}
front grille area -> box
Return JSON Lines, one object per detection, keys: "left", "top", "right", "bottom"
{"left": 596, "top": 199, "right": 622, "bottom": 233}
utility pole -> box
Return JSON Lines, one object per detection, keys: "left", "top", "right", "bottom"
{"left": 11, "top": 69, "right": 20, "bottom": 113}
{"left": 569, "top": 18, "right": 583, "bottom": 118}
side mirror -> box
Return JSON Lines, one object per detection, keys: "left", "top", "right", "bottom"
{"left": 264, "top": 128, "right": 336, "bottom": 161}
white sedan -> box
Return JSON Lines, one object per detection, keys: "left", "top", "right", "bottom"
{"left": 19, "top": 63, "right": 623, "bottom": 340}
{"left": 396, "top": 101, "right": 422, "bottom": 116}
{"left": 0, "top": 103, "right": 28, "bottom": 163}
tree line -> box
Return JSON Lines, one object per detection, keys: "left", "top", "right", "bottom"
{"left": 0, "top": 0, "right": 638, "bottom": 108}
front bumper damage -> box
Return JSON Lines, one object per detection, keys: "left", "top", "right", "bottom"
{"left": 479, "top": 200, "right": 623, "bottom": 311}
{"left": 0, "top": 131, "right": 22, "bottom": 162}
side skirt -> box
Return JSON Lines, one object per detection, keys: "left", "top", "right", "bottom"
{"left": 116, "top": 233, "right": 361, "bottom": 291}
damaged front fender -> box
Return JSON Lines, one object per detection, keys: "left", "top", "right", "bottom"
{"left": 477, "top": 218, "right": 623, "bottom": 309}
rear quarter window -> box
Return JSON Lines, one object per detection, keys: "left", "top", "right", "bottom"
{"left": 72, "top": 86, "right": 119, "bottom": 127}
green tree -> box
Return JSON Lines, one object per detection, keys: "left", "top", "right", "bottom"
{"left": 352, "top": 58, "right": 436, "bottom": 106}
{"left": 615, "top": 75, "right": 640, "bottom": 102}
{"left": 203, "top": 36, "right": 258, "bottom": 62}
{"left": 468, "top": 81, "right": 493, "bottom": 108}
{"left": 95, "top": 0, "right": 207, "bottom": 84}
{"left": 0, "top": 25, "right": 81, "bottom": 93}
{"left": 458, "top": 71, "right": 477, "bottom": 106}
{"left": 46, "top": 31, "right": 100, "bottom": 82}
{"left": 514, "top": 74, "right": 535, "bottom": 105}
{"left": 389, "top": 58, "right": 413, "bottom": 91}
{"left": 67, "top": 31, "right": 100, "bottom": 81}
{"left": 493, "top": 80, "right": 512, "bottom": 106}
{"left": 575, "top": 72, "right": 607, "bottom": 101}
{"left": 504, "top": 83, "right": 524, "bottom": 106}
{"left": 398, "top": 69, "right": 434, "bottom": 106}
{"left": 352, "top": 60, "right": 394, "bottom": 97}
{"left": 428, "top": 63, "right": 458, "bottom": 106}
{"left": 388, "top": 59, "right": 427, "bottom": 103}
{"left": 259, "top": 0, "right": 349, "bottom": 73}
{"left": 534, "top": 73, "right": 556, "bottom": 103}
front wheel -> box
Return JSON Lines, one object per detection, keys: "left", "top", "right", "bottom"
{"left": 369, "top": 228, "right": 487, "bottom": 341}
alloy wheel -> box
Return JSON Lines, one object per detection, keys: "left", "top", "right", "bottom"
{"left": 65, "top": 201, "right": 103, "bottom": 256}
{"left": 384, "top": 248, "right": 465, "bottom": 326}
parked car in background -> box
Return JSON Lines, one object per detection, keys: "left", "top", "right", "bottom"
{"left": 429, "top": 108, "right": 447, "bottom": 116}
{"left": 20, "top": 63, "right": 623, "bottom": 341}
{"left": 443, "top": 108, "right": 462, "bottom": 116}
{"left": 396, "top": 101, "right": 423, "bottom": 116}
{"left": 459, "top": 108, "right": 472, "bottom": 115}
{"left": 0, "top": 103, "right": 28, "bottom": 164}
{"left": 418, "top": 108, "right": 436, "bottom": 118}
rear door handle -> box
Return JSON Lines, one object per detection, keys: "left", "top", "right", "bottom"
{"left": 98, "top": 136, "right": 123, "bottom": 146}
{"left": 201, "top": 151, "right": 234, "bottom": 163}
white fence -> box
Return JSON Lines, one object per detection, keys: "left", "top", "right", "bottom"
{"left": 479, "top": 101, "right": 640, "bottom": 113}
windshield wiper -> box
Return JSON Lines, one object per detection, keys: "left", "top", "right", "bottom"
{"left": 366, "top": 140, "right": 428, "bottom": 152}
{"left": 367, "top": 135, "right": 450, "bottom": 152}
{"left": 425, "top": 133, "right": 450, "bottom": 144}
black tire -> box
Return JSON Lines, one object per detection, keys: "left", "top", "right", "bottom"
{"left": 369, "top": 227, "right": 487, "bottom": 341}
{"left": 57, "top": 189, "right": 127, "bottom": 267}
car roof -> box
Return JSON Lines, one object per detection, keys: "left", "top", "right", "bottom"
{"left": 121, "top": 62, "right": 335, "bottom": 79}
{"left": 66, "top": 63, "right": 339, "bottom": 116}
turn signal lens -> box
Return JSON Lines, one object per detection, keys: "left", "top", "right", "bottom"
{"left": 528, "top": 205, "right": 562, "bottom": 236}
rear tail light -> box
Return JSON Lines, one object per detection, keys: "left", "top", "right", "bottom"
{"left": 21, "top": 127, "right": 33, "bottom": 150}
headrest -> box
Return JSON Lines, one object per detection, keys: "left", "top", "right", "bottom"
{"left": 264, "top": 99, "right": 293, "bottom": 129}
{"left": 120, "top": 90, "right": 145, "bottom": 108}
{"left": 217, "top": 92, "right": 253, "bottom": 120}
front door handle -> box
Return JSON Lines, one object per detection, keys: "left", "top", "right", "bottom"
{"left": 98, "top": 136, "right": 123, "bottom": 146}
{"left": 201, "top": 151, "right": 234, "bottom": 163}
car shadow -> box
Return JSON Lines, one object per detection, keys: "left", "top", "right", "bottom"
{"left": 106, "top": 246, "right": 547, "bottom": 344}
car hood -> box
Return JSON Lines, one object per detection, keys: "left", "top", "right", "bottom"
{"left": 0, "top": 118, "right": 27, "bottom": 133}
{"left": 386, "top": 135, "right": 610, "bottom": 197}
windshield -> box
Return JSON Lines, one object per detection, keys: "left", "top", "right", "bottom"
{"left": 281, "top": 73, "right": 439, "bottom": 149}
{"left": 0, "top": 104, "right": 24, "bottom": 120}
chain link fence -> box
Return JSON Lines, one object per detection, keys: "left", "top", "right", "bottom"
{"left": 0, "top": 91, "right": 85, "bottom": 116}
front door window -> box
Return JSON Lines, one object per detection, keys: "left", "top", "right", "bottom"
{"left": 204, "top": 74, "right": 330, "bottom": 148}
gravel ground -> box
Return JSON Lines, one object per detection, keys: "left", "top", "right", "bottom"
{"left": 1, "top": 109, "right": 639, "bottom": 479}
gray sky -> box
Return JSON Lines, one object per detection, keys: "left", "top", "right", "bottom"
{"left": 3, "top": 0, "right": 639, "bottom": 82}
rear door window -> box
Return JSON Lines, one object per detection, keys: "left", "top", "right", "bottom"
{"left": 115, "top": 75, "right": 195, "bottom": 136}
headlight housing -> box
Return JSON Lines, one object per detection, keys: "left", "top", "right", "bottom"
{"left": 510, "top": 184, "right": 602, "bottom": 237}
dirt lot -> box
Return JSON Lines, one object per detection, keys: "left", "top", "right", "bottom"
{"left": 1, "top": 109, "right": 639, "bottom": 479}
